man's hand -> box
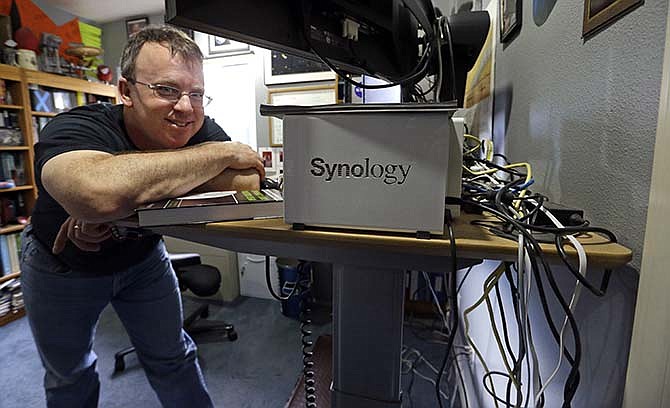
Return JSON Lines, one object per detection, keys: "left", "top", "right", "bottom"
{"left": 191, "top": 168, "right": 261, "bottom": 194}
{"left": 220, "top": 141, "right": 266, "bottom": 179}
{"left": 52, "top": 216, "right": 113, "bottom": 254}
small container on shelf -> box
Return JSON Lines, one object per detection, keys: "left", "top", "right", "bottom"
{"left": 0, "top": 180, "right": 15, "bottom": 189}
{"left": 0, "top": 128, "right": 23, "bottom": 146}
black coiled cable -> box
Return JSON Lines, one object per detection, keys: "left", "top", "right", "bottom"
{"left": 265, "top": 258, "right": 317, "bottom": 407}
{"left": 297, "top": 262, "right": 317, "bottom": 408}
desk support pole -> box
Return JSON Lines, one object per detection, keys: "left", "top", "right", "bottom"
{"left": 332, "top": 264, "right": 404, "bottom": 408}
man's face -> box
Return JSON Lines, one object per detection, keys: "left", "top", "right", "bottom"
{"left": 123, "top": 43, "right": 205, "bottom": 150}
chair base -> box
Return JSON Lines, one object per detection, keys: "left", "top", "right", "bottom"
{"left": 113, "top": 303, "right": 237, "bottom": 374}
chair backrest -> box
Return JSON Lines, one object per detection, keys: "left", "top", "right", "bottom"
{"left": 169, "top": 253, "right": 221, "bottom": 297}
{"left": 169, "top": 253, "right": 201, "bottom": 269}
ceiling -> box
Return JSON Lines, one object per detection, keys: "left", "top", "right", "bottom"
{"left": 44, "top": 0, "right": 165, "bottom": 24}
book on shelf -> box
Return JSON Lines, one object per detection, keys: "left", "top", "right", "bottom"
{"left": 6, "top": 233, "right": 19, "bottom": 274}
{"left": 0, "top": 235, "right": 10, "bottom": 276}
{"left": 134, "top": 189, "right": 283, "bottom": 227}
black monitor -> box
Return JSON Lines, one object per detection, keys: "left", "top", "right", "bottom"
{"left": 165, "top": 0, "right": 489, "bottom": 106}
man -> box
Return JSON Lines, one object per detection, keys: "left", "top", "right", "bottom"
{"left": 19, "top": 25, "right": 263, "bottom": 407}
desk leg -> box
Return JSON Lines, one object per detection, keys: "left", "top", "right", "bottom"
{"left": 331, "top": 264, "right": 404, "bottom": 408}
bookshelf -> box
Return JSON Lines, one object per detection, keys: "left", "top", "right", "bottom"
{"left": 0, "top": 64, "right": 117, "bottom": 229}
{"left": 31, "top": 111, "right": 57, "bottom": 118}
{"left": 0, "top": 65, "right": 117, "bottom": 325}
{"left": 0, "top": 305, "right": 24, "bottom": 327}
{"left": 0, "top": 271, "right": 21, "bottom": 326}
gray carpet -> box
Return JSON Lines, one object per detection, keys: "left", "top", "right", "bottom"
{"left": 0, "top": 297, "right": 447, "bottom": 408}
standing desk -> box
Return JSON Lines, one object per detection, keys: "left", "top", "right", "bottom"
{"left": 155, "top": 213, "right": 632, "bottom": 408}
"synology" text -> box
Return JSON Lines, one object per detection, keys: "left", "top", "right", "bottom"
{"left": 310, "top": 157, "right": 412, "bottom": 185}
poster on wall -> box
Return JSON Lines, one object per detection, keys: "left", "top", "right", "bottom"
{"left": 126, "top": 17, "right": 148, "bottom": 39}
{"left": 461, "top": 3, "right": 497, "bottom": 145}
{"left": 582, "top": 0, "right": 643, "bottom": 37}
{"left": 206, "top": 36, "right": 250, "bottom": 57}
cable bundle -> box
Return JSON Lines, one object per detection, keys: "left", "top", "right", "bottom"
{"left": 438, "top": 133, "right": 619, "bottom": 408}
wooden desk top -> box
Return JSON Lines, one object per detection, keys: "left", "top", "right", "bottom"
{"left": 189, "top": 213, "right": 631, "bottom": 269}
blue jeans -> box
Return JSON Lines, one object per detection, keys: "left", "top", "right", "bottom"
{"left": 19, "top": 226, "right": 214, "bottom": 408}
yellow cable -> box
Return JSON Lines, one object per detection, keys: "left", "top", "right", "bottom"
{"left": 463, "top": 133, "right": 481, "bottom": 156}
{"left": 463, "top": 161, "right": 533, "bottom": 211}
{"left": 485, "top": 139, "right": 494, "bottom": 161}
{"left": 463, "top": 263, "right": 506, "bottom": 408}
{"left": 463, "top": 162, "right": 530, "bottom": 178}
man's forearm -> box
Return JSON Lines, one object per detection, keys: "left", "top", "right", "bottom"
{"left": 43, "top": 142, "right": 246, "bottom": 222}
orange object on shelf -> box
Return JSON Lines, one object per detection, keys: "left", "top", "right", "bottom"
{"left": 14, "top": 0, "right": 82, "bottom": 57}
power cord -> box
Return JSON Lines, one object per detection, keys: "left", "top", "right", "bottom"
{"left": 435, "top": 210, "right": 460, "bottom": 408}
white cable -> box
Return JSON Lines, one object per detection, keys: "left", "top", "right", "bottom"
{"left": 401, "top": 345, "right": 451, "bottom": 401}
{"left": 412, "top": 367, "right": 450, "bottom": 400}
{"left": 516, "top": 232, "right": 531, "bottom": 408}
{"left": 532, "top": 205, "right": 587, "bottom": 405}
{"left": 453, "top": 350, "right": 469, "bottom": 408}
{"left": 423, "top": 271, "right": 449, "bottom": 328}
{"left": 434, "top": 16, "right": 444, "bottom": 102}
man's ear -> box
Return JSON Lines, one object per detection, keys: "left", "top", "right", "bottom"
{"left": 118, "top": 77, "right": 133, "bottom": 107}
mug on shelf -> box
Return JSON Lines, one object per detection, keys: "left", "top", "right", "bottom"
{"left": 16, "top": 49, "right": 37, "bottom": 70}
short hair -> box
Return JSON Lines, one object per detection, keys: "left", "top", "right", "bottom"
{"left": 120, "top": 24, "right": 203, "bottom": 81}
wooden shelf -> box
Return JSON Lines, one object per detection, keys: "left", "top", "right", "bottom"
{"left": 0, "top": 270, "right": 23, "bottom": 328}
{"left": 0, "top": 307, "right": 25, "bottom": 327}
{"left": 0, "top": 185, "right": 33, "bottom": 193}
{"left": 0, "top": 224, "right": 25, "bottom": 234}
{"left": 32, "top": 111, "right": 57, "bottom": 117}
{"left": 0, "top": 64, "right": 23, "bottom": 82}
{"left": 0, "top": 146, "right": 30, "bottom": 151}
{"left": 24, "top": 70, "right": 117, "bottom": 97}
{"left": 0, "top": 104, "right": 23, "bottom": 110}
{"left": 0, "top": 271, "right": 19, "bottom": 284}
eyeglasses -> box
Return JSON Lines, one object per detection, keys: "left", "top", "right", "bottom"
{"left": 129, "top": 79, "right": 213, "bottom": 107}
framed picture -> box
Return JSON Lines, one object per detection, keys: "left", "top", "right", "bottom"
{"left": 257, "top": 147, "right": 284, "bottom": 174}
{"left": 258, "top": 147, "right": 276, "bottom": 171}
{"left": 126, "top": 17, "right": 149, "bottom": 39}
{"left": 267, "top": 84, "right": 338, "bottom": 146}
{"left": 207, "top": 35, "right": 250, "bottom": 57}
{"left": 500, "top": 0, "right": 521, "bottom": 43}
{"left": 583, "top": 0, "right": 643, "bottom": 37}
{"left": 264, "top": 50, "right": 336, "bottom": 85}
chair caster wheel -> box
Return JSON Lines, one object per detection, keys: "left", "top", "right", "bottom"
{"left": 114, "top": 358, "right": 125, "bottom": 373}
{"left": 227, "top": 331, "right": 238, "bottom": 341}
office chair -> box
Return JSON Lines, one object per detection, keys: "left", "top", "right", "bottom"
{"left": 113, "top": 253, "right": 238, "bottom": 373}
